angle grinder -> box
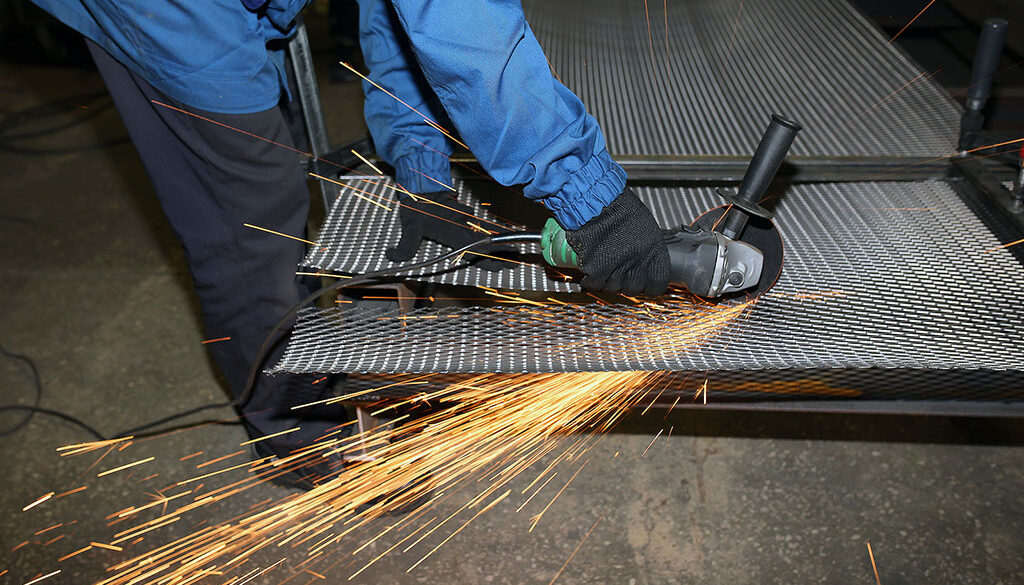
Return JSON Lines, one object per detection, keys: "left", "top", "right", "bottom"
{"left": 538, "top": 114, "right": 800, "bottom": 298}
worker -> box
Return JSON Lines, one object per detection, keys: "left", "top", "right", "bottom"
{"left": 26, "top": 0, "right": 669, "bottom": 486}
{"left": 360, "top": 0, "right": 670, "bottom": 297}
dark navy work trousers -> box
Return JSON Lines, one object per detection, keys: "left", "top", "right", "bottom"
{"left": 87, "top": 40, "right": 345, "bottom": 452}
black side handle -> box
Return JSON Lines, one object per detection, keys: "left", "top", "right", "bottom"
{"left": 735, "top": 114, "right": 802, "bottom": 209}
{"left": 960, "top": 18, "right": 1008, "bottom": 150}
{"left": 967, "top": 18, "right": 1009, "bottom": 111}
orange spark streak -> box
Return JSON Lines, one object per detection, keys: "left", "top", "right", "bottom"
{"left": 965, "top": 137, "right": 1024, "bottom": 154}
{"left": 22, "top": 492, "right": 53, "bottom": 512}
{"left": 889, "top": 0, "right": 937, "bottom": 44}
{"left": 151, "top": 101, "right": 356, "bottom": 175}
{"left": 641, "top": 429, "right": 663, "bottom": 458}
{"left": 58, "top": 546, "right": 92, "bottom": 562}
{"left": 643, "top": 0, "right": 655, "bottom": 70}
{"left": 177, "top": 458, "right": 270, "bottom": 485}
{"left": 410, "top": 168, "right": 456, "bottom": 192}
{"left": 339, "top": 62, "right": 467, "bottom": 149}
{"left": 239, "top": 428, "right": 301, "bottom": 446}
{"left": 952, "top": 59, "right": 1024, "bottom": 97}
{"left": 308, "top": 173, "right": 393, "bottom": 212}
{"left": 547, "top": 516, "right": 602, "bottom": 585}
{"left": 242, "top": 223, "right": 317, "bottom": 246}
{"left": 295, "top": 271, "right": 351, "bottom": 279}
{"left": 530, "top": 460, "right": 590, "bottom": 532}
{"left": 727, "top": 0, "right": 745, "bottom": 58}
{"left": 23, "top": 569, "right": 60, "bottom": 585}
{"left": 838, "top": 70, "right": 938, "bottom": 130}
{"left": 406, "top": 489, "right": 511, "bottom": 573}
{"left": 350, "top": 150, "right": 383, "bottom": 175}
{"left": 664, "top": 0, "right": 670, "bottom": 72}
{"left": 200, "top": 337, "right": 231, "bottom": 345}
{"left": 54, "top": 485, "right": 87, "bottom": 499}
{"left": 195, "top": 450, "right": 245, "bottom": 469}
{"left": 985, "top": 238, "right": 1024, "bottom": 253}
{"left": 34, "top": 523, "right": 63, "bottom": 536}
{"left": 866, "top": 540, "right": 882, "bottom": 585}
{"left": 96, "top": 457, "right": 155, "bottom": 478}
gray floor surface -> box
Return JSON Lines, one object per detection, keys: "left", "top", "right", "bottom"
{"left": 2, "top": 55, "right": 1024, "bottom": 585}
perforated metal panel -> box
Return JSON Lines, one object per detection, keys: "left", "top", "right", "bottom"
{"left": 524, "top": 0, "right": 960, "bottom": 158}
{"left": 279, "top": 180, "right": 1024, "bottom": 378}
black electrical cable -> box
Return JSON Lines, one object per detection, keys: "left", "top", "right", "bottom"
{"left": 0, "top": 91, "right": 130, "bottom": 155}
{"left": 0, "top": 232, "right": 541, "bottom": 441}
{"left": 0, "top": 345, "right": 43, "bottom": 436}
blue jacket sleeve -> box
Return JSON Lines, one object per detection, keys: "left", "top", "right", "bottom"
{"left": 387, "top": 0, "right": 626, "bottom": 230}
{"left": 29, "top": 0, "right": 312, "bottom": 114}
{"left": 358, "top": 0, "right": 455, "bottom": 194}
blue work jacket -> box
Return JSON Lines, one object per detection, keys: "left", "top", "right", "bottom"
{"left": 34, "top": 0, "right": 626, "bottom": 228}
{"left": 364, "top": 0, "right": 625, "bottom": 229}
{"left": 30, "top": 0, "right": 309, "bottom": 114}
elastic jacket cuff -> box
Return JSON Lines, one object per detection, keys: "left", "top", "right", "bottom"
{"left": 393, "top": 150, "right": 453, "bottom": 195}
{"left": 542, "top": 150, "right": 627, "bottom": 230}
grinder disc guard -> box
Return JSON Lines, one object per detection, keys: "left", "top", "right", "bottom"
{"left": 691, "top": 206, "right": 784, "bottom": 299}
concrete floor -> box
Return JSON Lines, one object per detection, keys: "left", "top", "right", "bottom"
{"left": 3, "top": 35, "right": 1024, "bottom": 585}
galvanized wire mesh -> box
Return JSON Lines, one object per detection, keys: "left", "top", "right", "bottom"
{"left": 524, "top": 0, "right": 961, "bottom": 158}
{"left": 280, "top": 180, "right": 1024, "bottom": 376}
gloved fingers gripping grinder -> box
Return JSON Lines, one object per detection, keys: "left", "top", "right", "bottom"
{"left": 542, "top": 114, "right": 800, "bottom": 298}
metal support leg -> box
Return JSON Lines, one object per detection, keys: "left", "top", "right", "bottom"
{"left": 288, "top": 18, "right": 334, "bottom": 211}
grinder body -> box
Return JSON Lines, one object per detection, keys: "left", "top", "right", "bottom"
{"left": 540, "top": 114, "right": 800, "bottom": 298}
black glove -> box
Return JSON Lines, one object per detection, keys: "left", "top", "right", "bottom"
{"left": 386, "top": 190, "right": 516, "bottom": 271}
{"left": 565, "top": 187, "right": 670, "bottom": 296}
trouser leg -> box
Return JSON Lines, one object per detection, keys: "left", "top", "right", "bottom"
{"left": 87, "top": 40, "right": 345, "bottom": 451}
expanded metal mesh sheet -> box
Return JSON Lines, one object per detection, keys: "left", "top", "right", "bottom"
{"left": 524, "top": 0, "right": 960, "bottom": 158}
{"left": 280, "top": 180, "right": 1024, "bottom": 376}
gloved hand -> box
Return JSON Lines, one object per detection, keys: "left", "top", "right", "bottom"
{"left": 386, "top": 190, "right": 516, "bottom": 271}
{"left": 565, "top": 187, "right": 670, "bottom": 296}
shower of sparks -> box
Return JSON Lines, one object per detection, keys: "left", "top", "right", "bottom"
{"left": 21, "top": 290, "right": 755, "bottom": 584}
{"left": 35, "top": 369, "right": 733, "bottom": 581}
{"left": 888, "top": 0, "right": 937, "bottom": 44}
